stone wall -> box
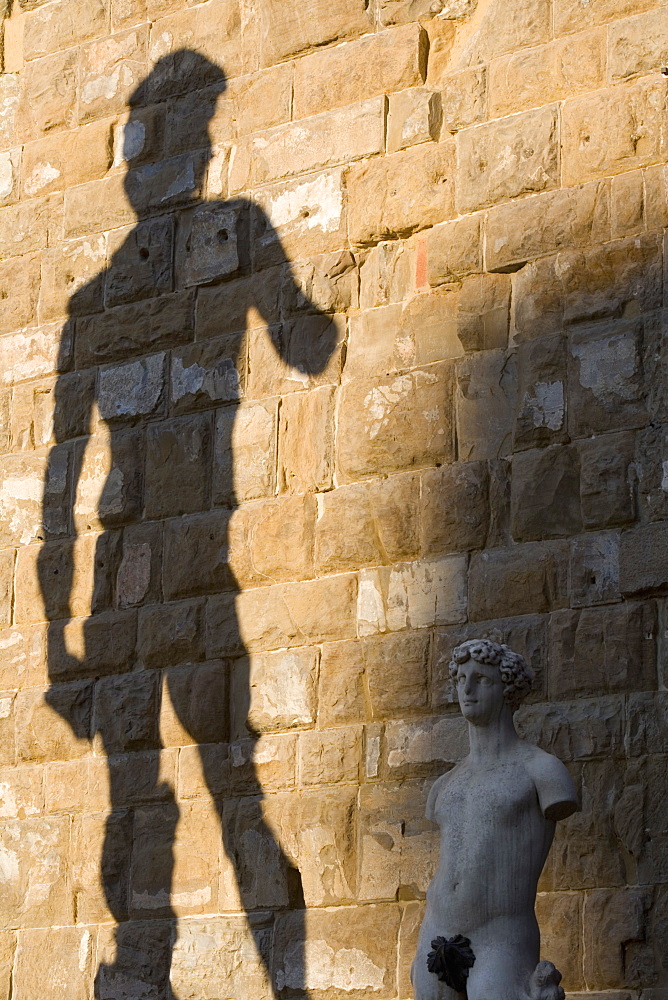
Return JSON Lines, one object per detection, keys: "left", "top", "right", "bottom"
{"left": 0, "top": 0, "right": 667, "bottom": 997}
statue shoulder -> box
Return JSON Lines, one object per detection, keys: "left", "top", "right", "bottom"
{"left": 425, "top": 764, "right": 462, "bottom": 823}
{"left": 522, "top": 743, "right": 579, "bottom": 821}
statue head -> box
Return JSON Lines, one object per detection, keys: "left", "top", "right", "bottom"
{"left": 448, "top": 639, "right": 533, "bottom": 724}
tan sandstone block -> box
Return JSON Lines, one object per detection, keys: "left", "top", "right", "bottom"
{"left": 0, "top": 75, "right": 20, "bottom": 151}
{"left": 44, "top": 756, "right": 109, "bottom": 814}
{"left": 15, "top": 48, "right": 77, "bottom": 141}
{"left": 293, "top": 24, "right": 426, "bottom": 120}
{"left": 149, "top": 0, "right": 253, "bottom": 84}
{"left": 455, "top": 350, "right": 517, "bottom": 461}
{"left": 15, "top": 684, "right": 92, "bottom": 763}
{"left": 78, "top": 26, "right": 148, "bottom": 123}
{"left": 253, "top": 169, "right": 348, "bottom": 263}
{"left": 364, "top": 630, "right": 430, "bottom": 718}
{"left": 249, "top": 98, "right": 385, "bottom": 187}
{"left": 318, "top": 640, "right": 368, "bottom": 727}
{"left": 298, "top": 727, "right": 362, "bottom": 786}
{"left": 229, "top": 732, "right": 297, "bottom": 794}
{"left": 383, "top": 715, "right": 468, "bottom": 778}
{"left": 231, "top": 646, "right": 318, "bottom": 735}
{"left": 337, "top": 364, "right": 455, "bottom": 482}
{"left": 0, "top": 448, "right": 71, "bottom": 547}
{"left": 489, "top": 30, "right": 605, "bottom": 118}
{"left": 259, "top": 0, "right": 371, "bottom": 65}
{"left": 0, "top": 252, "right": 40, "bottom": 333}
{"left": 385, "top": 555, "right": 468, "bottom": 631}
{"left": 0, "top": 815, "right": 71, "bottom": 928}
{"left": 359, "top": 240, "right": 415, "bottom": 309}
{"left": 0, "top": 194, "right": 57, "bottom": 258}
{"left": 562, "top": 79, "right": 667, "bottom": 186}
{"left": 347, "top": 141, "right": 456, "bottom": 245}
{"left": 398, "top": 902, "right": 424, "bottom": 997}
{"left": 23, "top": 0, "right": 108, "bottom": 60}
{"left": 64, "top": 173, "right": 134, "bottom": 238}
{"left": 421, "top": 461, "right": 489, "bottom": 555}
{"left": 0, "top": 625, "right": 46, "bottom": 690}
{"left": 0, "top": 764, "right": 43, "bottom": 818}
{"left": 215, "top": 398, "right": 278, "bottom": 505}
{"left": 228, "top": 494, "right": 316, "bottom": 588}
{"left": 486, "top": 180, "right": 610, "bottom": 273}
{"left": 315, "top": 473, "right": 420, "bottom": 575}
{"left": 439, "top": 65, "right": 487, "bottom": 133}
{"left": 426, "top": 214, "right": 482, "bottom": 285}
{"left": 170, "top": 915, "right": 273, "bottom": 1000}
{"left": 609, "top": 9, "right": 668, "bottom": 82}
{"left": 0, "top": 147, "right": 20, "bottom": 206}
{"left": 14, "top": 925, "right": 94, "bottom": 1000}
{"left": 387, "top": 88, "right": 441, "bottom": 153}
{"left": 378, "top": 0, "right": 433, "bottom": 24}
{"left": 535, "top": 892, "right": 584, "bottom": 989}
{"left": 272, "top": 904, "right": 401, "bottom": 998}
{"left": 611, "top": 169, "right": 644, "bottom": 238}
{"left": 555, "top": 0, "right": 660, "bottom": 35}
{"left": 453, "top": 0, "right": 551, "bottom": 65}
{"left": 358, "top": 780, "right": 436, "bottom": 901}
{"left": 457, "top": 106, "right": 559, "bottom": 213}
{"left": 583, "top": 887, "right": 654, "bottom": 989}
{"left": 511, "top": 446, "right": 582, "bottom": 542}
{"left": 39, "top": 234, "right": 107, "bottom": 322}
{"left": 0, "top": 549, "right": 14, "bottom": 627}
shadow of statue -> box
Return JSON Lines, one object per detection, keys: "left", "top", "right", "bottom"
{"left": 38, "top": 49, "right": 338, "bottom": 1000}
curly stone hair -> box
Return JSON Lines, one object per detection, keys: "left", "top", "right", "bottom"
{"left": 449, "top": 639, "right": 534, "bottom": 711}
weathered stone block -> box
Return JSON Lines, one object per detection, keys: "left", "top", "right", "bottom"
{"left": 620, "top": 522, "right": 668, "bottom": 595}
{"left": 457, "top": 273, "right": 510, "bottom": 352}
{"left": 64, "top": 173, "right": 134, "bottom": 239}
{"left": 171, "top": 336, "right": 243, "bottom": 417}
{"left": 516, "top": 695, "right": 625, "bottom": 762}
{"left": 253, "top": 169, "right": 348, "bottom": 264}
{"left": 315, "top": 474, "right": 420, "bottom": 574}
{"left": 511, "top": 445, "right": 582, "bottom": 542}
{"left": 78, "top": 25, "right": 147, "bottom": 123}
{"left": 548, "top": 602, "right": 656, "bottom": 699}
{"left": 246, "top": 314, "right": 345, "bottom": 398}
{"left": 454, "top": 0, "right": 551, "bottom": 64}
{"left": 162, "top": 510, "right": 234, "bottom": 601}
{"left": 583, "top": 886, "right": 654, "bottom": 988}
{"left": 293, "top": 24, "right": 427, "bottom": 120}
{"left": 514, "top": 334, "right": 568, "bottom": 450}
{"left": 562, "top": 79, "right": 667, "bottom": 186}
{"left": 555, "top": 0, "right": 658, "bottom": 36}
{"left": 178, "top": 742, "right": 230, "bottom": 800}
{"left": 611, "top": 169, "right": 645, "bottom": 238}
{"left": 568, "top": 321, "right": 647, "bottom": 437}
{"left": 229, "top": 494, "right": 316, "bottom": 588}
{"left": 457, "top": 106, "right": 558, "bottom": 213}
{"left": 489, "top": 30, "right": 605, "bottom": 118}
{"left": 15, "top": 49, "right": 78, "bottom": 141}
{"left": 469, "top": 541, "right": 569, "bottom": 620}
{"left": 0, "top": 75, "right": 20, "bottom": 151}
{"left": 455, "top": 349, "right": 517, "bottom": 461}
{"left": 128, "top": 800, "right": 184, "bottom": 918}
{"left": 0, "top": 252, "right": 40, "bottom": 333}
{"left": 215, "top": 398, "right": 278, "bottom": 505}
{"left": 364, "top": 630, "right": 430, "bottom": 718}
{"left": 570, "top": 531, "right": 621, "bottom": 608}
{"left": 387, "top": 88, "right": 441, "bottom": 153}
{"left": 277, "top": 386, "right": 334, "bottom": 495}
{"left": 170, "top": 915, "right": 273, "bottom": 1000}
{"left": 106, "top": 218, "right": 174, "bottom": 308}
{"left": 384, "top": 715, "right": 468, "bottom": 778}
{"left": 634, "top": 425, "right": 668, "bottom": 524}
{"left": 229, "top": 733, "right": 296, "bottom": 794}
{"left": 149, "top": 1, "right": 251, "bottom": 86}
{"left": 39, "top": 235, "right": 106, "bottom": 321}
{"left": 230, "top": 646, "right": 318, "bottom": 735}
{"left": 439, "top": 66, "right": 487, "bottom": 133}
{"left": 0, "top": 815, "right": 71, "bottom": 928}
{"left": 259, "top": 0, "right": 371, "bottom": 65}
{"left": 626, "top": 690, "right": 668, "bottom": 756}
{"left": 358, "top": 780, "right": 436, "bottom": 901}
{"left": 347, "top": 141, "right": 456, "bottom": 245}
{"left": 138, "top": 599, "right": 206, "bottom": 670}
{"left": 487, "top": 180, "right": 610, "bottom": 274}
{"left": 318, "top": 641, "right": 367, "bottom": 727}
{"left": 220, "top": 794, "right": 289, "bottom": 910}
{"left": 535, "top": 892, "right": 584, "bottom": 989}
{"left": 93, "top": 670, "right": 160, "bottom": 754}
{"left": 162, "top": 661, "right": 228, "bottom": 747}
{"left": 272, "top": 903, "right": 400, "bottom": 998}
{"left": 0, "top": 763, "right": 43, "bottom": 818}
{"left": 98, "top": 353, "right": 166, "bottom": 423}
{"left": 298, "top": 727, "right": 361, "bottom": 786}
{"left": 70, "top": 809, "right": 129, "bottom": 922}
{"left": 286, "top": 251, "right": 358, "bottom": 316}
{"left": 426, "top": 214, "right": 482, "bottom": 286}
{"left": 421, "top": 461, "right": 489, "bottom": 555}
{"left": 378, "top": 0, "right": 434, "bottom": 24}
{"left": 337, "top": 365, "right": 454, "bottom": 482}
{"left": 13, "top": 925, "right": 94, "bottom": 999}
{"left": 16, "top": 683, "right": 92, "bottom": 763}
{"left": 384, "top": 555, "right": 468, "bottom": 631}
{"left": 144, "top": 413, "right": 212, "bottom": 519}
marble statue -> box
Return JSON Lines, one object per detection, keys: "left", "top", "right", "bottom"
{"left": 412, "top": 639, "right": 579, "bottom": 1000}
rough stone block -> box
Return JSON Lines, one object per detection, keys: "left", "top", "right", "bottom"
{"left": 511, "top": 445, "right": 582, "bottom": 542}
{"left": 138, "top": 599, "right": 206, "bottom": 670}
{"left": 0, "top": 816, "right": 71, "bottom": 928}
{"left": 162, "top": 510, "right": 234, "bottom": 601}
{"left": 568, "top": 321, "right": 647, "bottom": 438}
{"left": 75, "top": 291, "right": 195, "bottom": 367}
{"left": 178, "top": 742, "right": 229, "bottom": 800}
{"left": 315, "top": 473, "right": 420, "bottom": 574}
{"left": 161, "top": 661, "right": 228, "bottom": 747}
{"left": 0, "top": 75, "right": 20, "bottom": 151}
{"left": 562, "top": 79, "right": 667, "bottom": 186}
{"left": 570, "top": 531, "right": 621, "bottom": 608}
{"left": 358, "top": 780, "right": 436, "bottom": 901}
{"left": 229, "top": 733, "right": 296, "bottom": 794}
{"left": 384, "top": 715, "right": 468, "bottom": 778}
{"left": 439, "top": 66, "right": 487, "bottom": 133}
{"left": 149, "top": 1, "right": 251, "bottom": 87}
{"left": 260, "top": 0, "right": 371, "bottom": 65}
{"left": 170, "top": 915, "right": 273, "bottom": 1000}
{"left": 455, "top": 349, "right": 517, "bottom": 461}
{"left": 514, "top": 334, "right": 568, "bottom": 451}
{"left": 611, "top": 169, "right": 645, "bottom": 238}
{"left": 277, "top": 386, "right": 334, "bottom": 495}
{"left": 378, "top": 0, "right": 434, "bottom": 24}
{"left": 293, "top": 24, "right": 426, "bottom": 120}
{"left": 171, "top": 336, "right": 243, "bottom": 417}
{"left": 421, "top": 461, "right": 489, "bottom": 555}
{"left": 78, "top": 25, "right": 147, "bottom": 123}
{"left": 489, "top": 30, "right": 605, "bottom": 118}
{"left": 363, "top": 630, "right": 430, "bottom": 719}
{"left": 535, "top": 892, "right": 584, "bottom": 989}
{"left": 384, "top": 555, "right": 468, "bottom": 631}
{"left": 64, "top": 173, "right": 134, "bottom": 239}
{"left": 318, "top": 641, "right": 367, "bottom": 727}
{"left": 16, "top": 683, "right": 92, "bottom": 763}
{"left": 229, "top": 495, "right": 316, "bottom": 588}
{"left": 93, "top": 670, "right": 160, "bottom": 754}
{"left": 144, "top": 413, "right": 212, "bottom": 519}
{"left": 457, "top": 106, "right": 558, "bottom": 213}
{"left": 555, "top": 0, "right": 658, "bottom": 35}
{"left": 426, "top": 214, "right": 482, "bottom": 286}
{"left": 286, "top": 251, "right": 359, "bottom": 316}
{"left": 469, "top": 541, "right": 569, "bottom": 620}
{"left": 253, "top": 169, "right": 348, "bottom": 264}
{"left": 23, "top": 0, "right": 108, "bottom": 59}
{"left": 387, "top": 88, "right": 441, "bottom": 153}
{"left": 457, "top": 273, "right": 510, "bottom": 352}
{"left": 246, "top": 314, "right": 345, "bottom": 398}
{"left": 0, "top": 625, "right": 46, "bottom": 691}
{"left": 298, "top": 727, "right": 362, "bottom": 786}
{"left": 337, "top": 364, "right": 454, "bottom": 482}
{"left": 583, "top": 887, "right": 654, "bottom": 989}
{"left": 548, "top": 602, "right": 657, "bottom": 699}
{"left": 0, "top": 763, "right": 43, "bottom": 818}
{"left": 272, "top": 903, "right": 400, "bottom": 998}
{"left": 626, "top": 690, "right": 668, "bottom": 756}
{"left": 620, "top": 522, "right": 668, "bottom": 595}
{"left": 634, "top": 425, "right": 668, "bottom": 524}
{"left": 39, "top": 235, "right": 106, "bottom": 321}
{"left": 15, "top": 49, "right": 78, "bottom": 142}
{"left": 13, "top": 925, "right": 94, "bottom": 999}
{"left": 516, "top": 695, "right": 625, "bottom": 762}
{"left": 360, "top": 241, "right": 415, "bottom": 310}
{"left": 215, "top": 398, "right": 278, "bottom": 505}
{"left": 98, "top": 352, "right": 166, "bottom": 422}
{"left": 347, "top": 141, "right": 456, "bottom": 245}
{"left": 454, "top": 0, "right": 551, "bottom": 64}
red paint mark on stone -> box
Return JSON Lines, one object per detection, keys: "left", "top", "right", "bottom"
{"left": 415, "top": 236, "right": 428, "bottom": 289}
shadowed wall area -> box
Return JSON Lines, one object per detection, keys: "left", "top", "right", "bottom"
{"left": 0, "top": 1, "right": 666, "bottom": 999}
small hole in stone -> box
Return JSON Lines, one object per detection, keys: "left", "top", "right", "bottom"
{"left": 662, "top": 66, "right": 668, "bottom": 75}
{"left": 139, "top": 247, "right": 150, "bottom": 260}
{"left": 217, "top": 229, "right": 229, "bottom": 243}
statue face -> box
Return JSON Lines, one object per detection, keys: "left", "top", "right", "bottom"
{"left": 455, "top": 657, "right": 505, "bottom": 726}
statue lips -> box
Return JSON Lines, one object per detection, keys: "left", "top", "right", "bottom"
{"left": 427, "top": 935, "right": 476, "bottom": 993}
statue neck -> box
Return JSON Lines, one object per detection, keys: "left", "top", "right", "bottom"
{"left": 467, "top": 707, "right": 520, "bottom": 761}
